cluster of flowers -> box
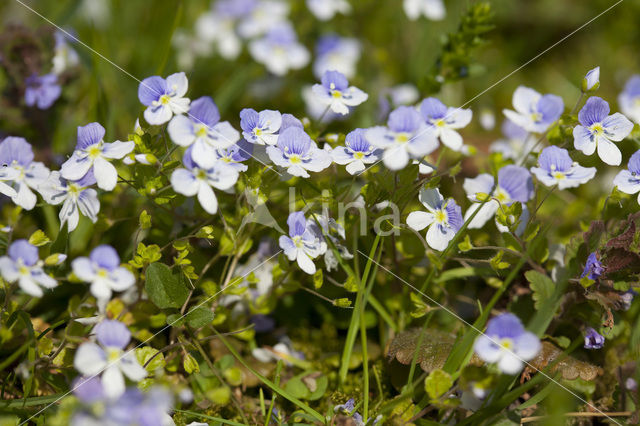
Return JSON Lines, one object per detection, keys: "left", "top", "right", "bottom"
{"left": 4, "top": 47, "right": 640, "bottom": 423}
{"left": 173, "top": 0, "right": 444, "bottom": 76}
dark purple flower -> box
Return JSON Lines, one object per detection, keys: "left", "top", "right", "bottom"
{"left": 581, "top": 252, "right": 604, "bottom": 280}
{"left": 584, "top": 327, "right": 605, "bottom": 349}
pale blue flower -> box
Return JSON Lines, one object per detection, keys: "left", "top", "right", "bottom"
{"left": 582, "top": 66, "right": 600, "bottom": 92}
{"left": 266, "top": 127, "right": 332, "bottom": 177}
{"left": 331, "top": 129, "right": 382, "bottom": 175}
{"left": 617, "top": 75, "right": 640, "bottom": 124}
{"left": 60, "top": 122, "right": 134, "bottom": 191}
{"left": 613, "top": 150, "right": 640, "bottom": 204}
{"left": 240, "top": 108, "right": 282, "bottom": 145}
{"left": 420, "top": 97, "right": 472, "bottom": 151}
{"left": 365, "top": 106, "right": 438, "bottom": 171}
{"left": 573, "top": 96, "right": 633, "bottom": 166}
{"left": 249, "top": 24, "right": 309, "bottom": 76}
{"left": 171, "top": 147, "right": 240, "bottom": 214}
{"left": 278, "top": 211, "right": 327, "bottom": 274}
{"left": 406, "top": 188, "right": 463, "bottom": 251}
{"left": 74, "top": 320, "right": 147, "bottom": 399}
{"left": 38, "top": 170, "right": 100, "bottom": 232}
{"left": 237, "top": 0, "right": 289, "bottom": 39}
{"left": 25, "top": 73, "right": 61, "bottom": 109}
{"left": 0, "top": 240, "right": 57, "bottom": 297}
{"left": 474, "top": 313, "right": 540, "bottom": 374}
{"left": 530, "top": 146, "right": 596, "bottom": 189}
{"left": 138, "top": 72, "right": 190, "bottom": 125}
{"left": 168, "top": 96, "right": 240, "bottom": 169}
{"left": 312, "top": 70, "right": 368, "bottom": 115}
{"left": 503, "top": 86, "right": 563, "bottom": 133}
{"left": 489, "top": 119, "right": 536, "bottom": 161}
{"left": 72, "top": 245, "right": 135, "bottom": 303}
{"left": 214, "top": 139, "right": 253, "bottom": 172}
{"left": 0, "top": 137, "right": 50, "bottom": 210}
{"left": 314, "top": 35, "right": 360, "bottom": 79}
{"left": 52, "top": 30, "right": 80, "bottom": 75}
{"left": 463, "top": 165, "right": 534, "bottom": 229}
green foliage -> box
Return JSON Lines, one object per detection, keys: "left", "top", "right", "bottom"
{"left": 145, "top": 262, "right": 189, "bottom": 309}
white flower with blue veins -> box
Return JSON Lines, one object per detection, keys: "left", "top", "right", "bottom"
{"left": 278, "top": 211, "right": 327, "bottom": 275}
{"left": 489, "top": 119, "right": 536, "bottom": 162}
{"left": 72, "top": 245, "right": 135, "bottom": 303}
{"left": 503, "top": 86, "right": 564, "bottom": 134}
{"left": 168, "top": 96, "right": 241, "bottom": 169}
{"left": 74, "top": 320, "right": 147, "bottom": 399}
{"left": 195, "top": 10, "right": 241, "bottom": 60}
{"left": 474, "top": 313, "right": 540, "bottom": 374}
{"left": 137, "top": 72, "right": 190, "bottom": 125}
{"left": 171, "top": 147, "right": 240, "bottom": 214}
{"left": 420, "top": 97, "right": 472, "bottom": 151}
{"left": 331, "top": 128, "right": 381, "bottom": 175}
{"left": 266, "top": 127, "right": 332, "bottom": 177}
{"left": 60, "top": 123, "right": 134, "bottom": 191}
{"left": 240, "top": 108, "right": 282, "bottom": 146}
{"left": 406, "top": 188, "right": 463, "bottom": 251}
{"left": 531, "top": 146, "right": 596, "bottom": 189}
{"left": 573, "top": 96, "right": 634, "bottom": 166}
{"left": 366, "top": 106, "right": 438, "bottom": 171}
{"left": 237, "top": 0, "right": 290, "bottom": 39}
{"left": 38, "top": 170, "right": 100, "bottom": 232}
{"left": 312, "top": 70, "right": 368, "bottom": 115}
{"left": 463, "top": 165, "right": 534, "bottom": 230}
{"left": 613, "top": 149, "right": 640, "bottom": 205}
{"left": 0, "top": 240, "right": 57, "bottom": 297}
{"left": 0, "top": 137, "right": 50, "bottom": 210}
{"left": 249, "top": 24, "right": 310, "bottom": 76}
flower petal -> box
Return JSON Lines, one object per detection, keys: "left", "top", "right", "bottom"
{"left": 597, "top": 138, "right": 622, "bottom": 166}
{"left": 406, "top": 211, "right": 435, "bottom": 231}
{"left": 93, "top": 157, "right": 118, "bottom": 191}
{"left": 74, "top": 342, "right": 107, "bottom": 376}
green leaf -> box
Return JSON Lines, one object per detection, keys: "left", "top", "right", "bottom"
{"left": 139, "top": 210, "right": 152, "bottom": 229}
{"left": 28, "top": 230, "right": 50, "bottom": 246}
{"left": 425, "top": 369, "right": 453, "bottom": 400}
{"left": 458, "top": 235, "right": 473, "bottom": 252}
{"left": 145, "top": 262, "right": 189, "bottom": 309}
{"left": 183, "top": 353, "right": 200, "bottom": 374}
{"left": 284, "top": 376, "right": 310, "bottom": 399}
{"left": 135, "top": 347, "right": 165, "bottom": 372}
{"left": 185, "top": 306, "right": 215, "bottom": 329}
{"left": 525, "top": 270, "right": 554, "bottom": 310}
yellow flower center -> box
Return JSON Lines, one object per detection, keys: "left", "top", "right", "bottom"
{"left": 500, "top": 338, "right": 513, "bottom": 350}
{"left": 292, "top": 235, "right": 304, "bottom": 248}
{"left": 530, "top": 112, "right": 542, "bottom": 122}
{"left": 254, "top": 128, "right": 263, "bottom": 136}
{"left": 289, "top": 155, "right": 302, "bottom": 164}
{"left": 19, "top": 265, "right": 29, "bottom": 275}
{"left": 435, "top": 209, "right": 447, "bottom": 224}
{"left": 331, "top": 90, "right": 342, "bottom": 99}
{"left": 590, "top": 123, "right": 604, "bottom": 136}
{"left": 88, "top": 145, "right": 102, "bottom": 159}
{"left": 107, "top": 348, "right": 121, "bottom": 362}
{"left": 435, "top": 119, "right": 446, "bottom": 128}
{"left": 196, "top": 169, "right": 207, "bottom": 180}
{"left": 68, "top": 184, "right": 80, "bottom": 196}
{"left": 396, "top": 133, "right": 410, "bottom": 143}
{"left": 552, "top": 171, "right": 566, "bottom": 180}
{"left": 159, "top": 94, "right": 171, "bottom": 105}
{"left": 495, "top": 187, "right": 510, "bottom": 204}
{"left": 353, "top": 152, "right": 365, "bottom": 160}
{"left": 195, "top": 125, "right": 208, "bottom": 138}
{"left": 97, "top": 268, "right": 108, "bottom": 278}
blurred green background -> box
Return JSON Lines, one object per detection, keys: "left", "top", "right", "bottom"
{"left": 0, "top": 0, "right": 639, "bottom": 154}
